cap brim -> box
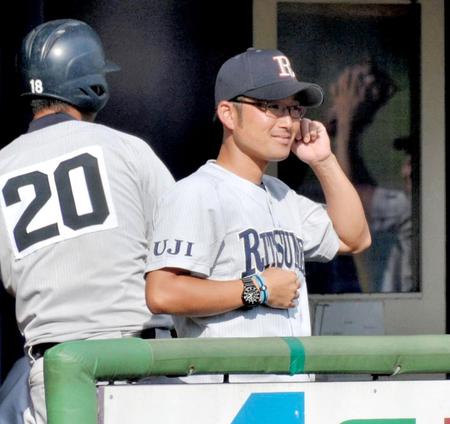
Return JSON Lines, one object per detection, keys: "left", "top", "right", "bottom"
{"left": 242, "top": 80, "right": 323, "bottom": 107}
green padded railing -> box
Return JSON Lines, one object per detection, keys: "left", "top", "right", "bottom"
{"left": 44, "top": 335, "right": 450, "bottom": 424}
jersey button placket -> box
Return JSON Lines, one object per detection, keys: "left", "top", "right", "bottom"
{"left": 265, "top": 190, "right": 296, "bottom": 332}
{"left": 265, "top": 192, "right": 279, "bottom": 227}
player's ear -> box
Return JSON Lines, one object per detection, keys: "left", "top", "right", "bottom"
{"left": 216, "top": 101, "right": 236, "bottom": 130}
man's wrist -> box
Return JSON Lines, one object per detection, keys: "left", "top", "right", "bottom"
{"left": 253, "top": 274, "right": 269, "bottom": 304}
{"left": 310, "top": 152, "right": 337, "bottom": 173}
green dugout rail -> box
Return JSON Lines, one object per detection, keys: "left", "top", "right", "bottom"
{"left": 44, "top": 335, "right": 450, "bottom": 423}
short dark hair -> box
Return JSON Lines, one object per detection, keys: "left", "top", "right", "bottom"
{"left": 30, "top": 98, "right": 71, "bottom": 115}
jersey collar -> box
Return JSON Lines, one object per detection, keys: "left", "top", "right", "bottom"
{"left": 27, "top": 113, "right": 76, "bottom": 133}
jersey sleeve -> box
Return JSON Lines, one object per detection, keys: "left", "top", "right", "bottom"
{"left": 127, "top": 139, "right": 175, "bottom": 244}
{"left": 146, "top": 176, "right": 226, "bottom": 277}
{"left": 296, "top": 193, "right": 339, "bottom": 262}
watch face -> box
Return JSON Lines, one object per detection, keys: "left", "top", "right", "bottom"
{"left": 242, "top": 281, "right": 261, "bottom": 306}
{"left": 243, "top": 287, "right": 259, "bottom": 304}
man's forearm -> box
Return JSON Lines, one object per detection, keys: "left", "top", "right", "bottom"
{"left": 146, "top": 269, "right": 244, "bottom": 316}
{"left": 311, "top": 154, "right": 371, "bottom": 253}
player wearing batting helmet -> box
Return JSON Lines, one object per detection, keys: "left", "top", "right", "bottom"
{"left": 145, "top": 48, "right": 371, "bottom": 383}
{"left": 0, "top": 19, "right": 174, "bottom": 423}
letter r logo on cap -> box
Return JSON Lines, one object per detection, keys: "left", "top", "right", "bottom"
{"left": 273, "top": 56, "right": 296, "bottom": 78}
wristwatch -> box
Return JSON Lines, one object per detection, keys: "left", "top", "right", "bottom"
{"left": 241, "top": 275, "right": 261, "bottom": 308}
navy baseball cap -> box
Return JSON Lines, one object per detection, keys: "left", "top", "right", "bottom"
{"left": 214, "top": 48, "right": 324, "bottom": 107}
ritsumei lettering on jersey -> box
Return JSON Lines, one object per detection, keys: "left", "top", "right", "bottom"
{"left": 152, "top": 228, "right": 305, "bottom": 277}
{"left": 239, "top": 228, "right": 305, "bottom": 277}
{"left": 0, "top": 146, "right": 118, "bottom": 259}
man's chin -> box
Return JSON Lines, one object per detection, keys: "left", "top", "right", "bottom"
{"left": 268, "top": 152, "right": 290, "bottom": 163}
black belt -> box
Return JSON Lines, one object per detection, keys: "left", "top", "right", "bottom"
{"left": 29, "top": 328, "right": 176, "bottom": 360}
{"left": 140, "top": 327, "right": 177, "bottom": 339}
{"left": 29, "top": 342, "right": 59, "bottom": 360}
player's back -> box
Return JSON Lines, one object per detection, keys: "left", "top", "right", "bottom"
{"left": 0, "top": 118, "right": 173, "bottom": 346}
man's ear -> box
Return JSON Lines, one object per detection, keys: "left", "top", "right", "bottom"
{"left": 216, "top": 101, "right": 236, "bottom": 131}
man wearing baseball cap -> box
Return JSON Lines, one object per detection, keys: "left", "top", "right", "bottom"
{"left": 145, "top": 48, "right": 371, "bottom": 382}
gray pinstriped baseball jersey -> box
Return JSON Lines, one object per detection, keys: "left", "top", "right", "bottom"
{"left": 0, "top": 116, "right": 174, "bottom": 347}
{"left": 147, "top": 161, "right": 339, "bottom": 340}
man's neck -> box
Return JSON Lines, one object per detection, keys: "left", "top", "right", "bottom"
{"left": 33, "top": 106, "right": 96, "bottom": 122}
{"left": 216, "top": 138, "right": 267, "bottom": 185}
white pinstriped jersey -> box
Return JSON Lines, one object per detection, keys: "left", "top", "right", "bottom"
{"left": 147, "top": 161, "right": 339, "bottom": 357}
{"left": 0, "top": 115, "right": 174, "bottom": 347}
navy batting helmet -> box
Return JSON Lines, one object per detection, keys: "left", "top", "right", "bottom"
{"left": 19, "top": 19, "right": 120, "bottom": 113}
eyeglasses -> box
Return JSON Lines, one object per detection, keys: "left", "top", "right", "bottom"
{"left": 232, "top": 98, "right": 306, "bottom": 119}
